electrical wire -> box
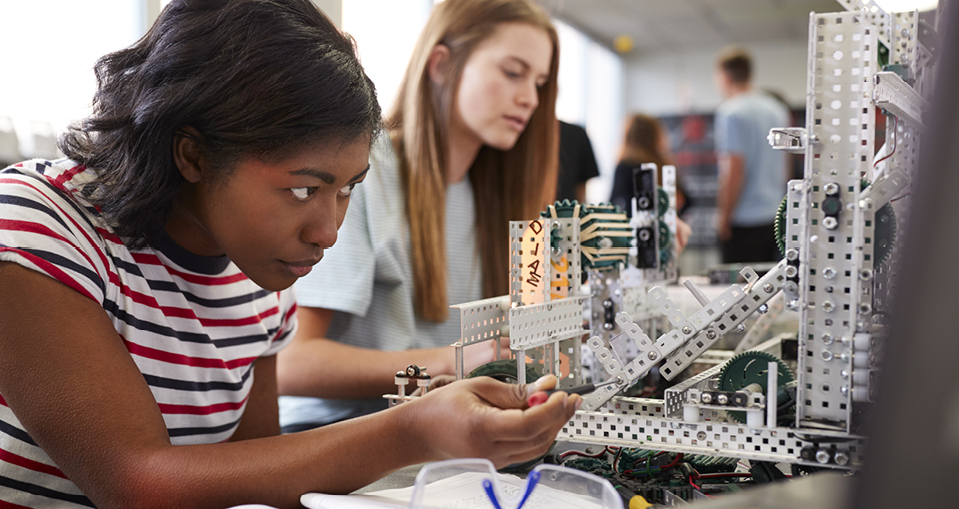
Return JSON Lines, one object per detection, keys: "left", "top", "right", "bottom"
{"left": 559, "top": 447, "right": 610, "bottom": 459}
{"left": 874, "top": 116, "right": 898, "bottom": 168}
{"left": 890, "top": 191, "right": 911, "bottom": 202}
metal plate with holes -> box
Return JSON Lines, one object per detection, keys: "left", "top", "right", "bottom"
{"left": 873, "top": 72, "right": 925, "bottom": 128}
{"left": 558, "top": 407, "right": 866, "bottom": 469}
{"left": 797, "top": 12, "right": 877, "bottom": 429}
{"left": 508, "top": 296, "right": 586, "bottom": 350}
{"left": 664, "top": 364, "right": 725, "bottom": 418}
{"left": 660, "top": 261, "right": 788, "bottom": 381}
{"left": 451, "top": 296, "right": 508, "bottom": 347}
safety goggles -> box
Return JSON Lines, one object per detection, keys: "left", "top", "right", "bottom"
{"left": 409, "top": 458, "right": 624, "bottom": 509}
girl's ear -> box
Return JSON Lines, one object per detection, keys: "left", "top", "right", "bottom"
{"left": 172, "top": 127, "right": 206, "bottom": 184}
{"left": 427, "top": 44, "right": 452, "bottom": 86}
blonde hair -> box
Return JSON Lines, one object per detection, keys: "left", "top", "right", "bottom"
{"left": 388, "top": 0, "right": 559, "bottom": 322}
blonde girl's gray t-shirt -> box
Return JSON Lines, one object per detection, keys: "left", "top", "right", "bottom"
{"left": 279, "top": 137, "right": 482, "bottom": 427}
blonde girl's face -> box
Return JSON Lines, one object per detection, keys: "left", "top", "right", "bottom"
{"left": 451, "top": 22, "right": 553, "bottom": 151}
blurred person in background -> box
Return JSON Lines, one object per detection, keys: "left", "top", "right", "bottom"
{"left": 713, "top": 46, "right": 789, "bottom": 263}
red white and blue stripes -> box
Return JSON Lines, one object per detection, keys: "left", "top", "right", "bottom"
{"left": 0, "top": 159, "right": 296, "bottom": 508}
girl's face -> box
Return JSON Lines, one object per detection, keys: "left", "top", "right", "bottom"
{"left": 451, "top": 22, "right": 553, "bottom": 151}
{"left": 168, "top": 136, "right": 370, "bottom": 291}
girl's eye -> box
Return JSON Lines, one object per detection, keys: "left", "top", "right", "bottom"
{"left": 290, "top": 187, "right": 317, "bottom": 201}
{"left": 503, "top": 69, "right": 522, "bottom": 79}
{"left": 338, "top": 182, "right": 358, "bottom": 197}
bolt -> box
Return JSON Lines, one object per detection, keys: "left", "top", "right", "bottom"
{"left": 787, "top": 299, "right": 801, "bottom": 310}
{"left": 682, "top": 326, "right": 693, "bottom": 335}
{"left": 822, "top": 301, "right": 835, "bottom": 312}
{"left": 697, "top": 431, "right": 707, "bottom": 440}
{"left": 717, "top": 394, "right": 729, "bottom": 405}
{"left": 816, "top": 450, "right": 832, "bottom": 464}
{"left": 603, "top": 299, "right": 613, "bottom": 307}
{"left": 823, "top": 267, "right": 837, "bottom": 279}
{"left": 821, "top": 350, "right": 834, "bottom": 361}
{"left": 785, "top": 266, "right": 798, "bottom": 278}
{"left": 860, "top": 198, "right": 874, "bottom": 210}
{"left": 823, "top": 216, "right": 839, "bottom": 230}
{"left": 763, "top": 283, "right": 774, "bottom": 293}
{"left": 784, "top": 282, "right": 799, "bottom": 294}
{"left": 834, "top": 451, "right": 850, "bottom": 467}
{"left": 647, "top": 351, "right": 658, "bottom": 361}
{"left": 701, "top": 393, "right": 713, "bottom": 404}
{"left": 736, "top": 324, "right": 746, "bottom": 333}
{"left": 841, "top": 370, "right": 850, "bottom": 379}
{"left": 638, "top": 229, "right": 651, "bottom": 241}
{"left": 706, "top": 330, "right": 717, "bottom": 340}
{"left": 807, "top": 135, "right": 820, "bottom": 145}
{"left": 821, "top": 333, "right": 834, "bottom": 345}
{"left": 637, "top": 196, "right": 650, "bottom": 209}
{"left": 840, "top": 352, "right": 850, "bottom": 362}
{"left": 901, "top": 28, "right": 910, "bottom": 37}
{"left": 840, "top": 385, "right": 849, "bottom": 395}
{"left": 860, "top": 269, "right": 873, "bottom": 280}
{"left": 859, "top": 303, "right": 872, "bottom": 314}
{"left": 758, "top": 304, "right": 769, "bottom": 314}
{"left": 603, "top": 323, "right": 614, "bottom": 330}
{"left": 824, "top": 183, "right": 840, "bottom": 195}
{"left": 786, "top": 249, "right": 799, "bottom": 261}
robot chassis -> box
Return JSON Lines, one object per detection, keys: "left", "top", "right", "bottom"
{"left": 387, "top": 0, "right": 933, "bottom": 473}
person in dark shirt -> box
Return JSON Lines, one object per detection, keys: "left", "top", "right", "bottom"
{"left": 557, "top": 120, "right": 599, "bottom": 203}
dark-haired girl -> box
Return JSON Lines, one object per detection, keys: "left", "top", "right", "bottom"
{"left": 0, "top": 1, "right": 577, "bottom": 507}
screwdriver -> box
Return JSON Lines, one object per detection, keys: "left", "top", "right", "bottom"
{"left": 527, "top": 378, "right": 622, "bottom": 407}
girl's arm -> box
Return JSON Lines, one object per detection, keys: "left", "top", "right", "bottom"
{"left": 276, "top": 305, "right": 509, "bottom": 399}
{"left": 0, "top": 262, "right": 577, "bottom": 509}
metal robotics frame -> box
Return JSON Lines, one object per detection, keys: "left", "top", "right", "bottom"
{"left": 391, "top": 0, "right": 933, "bottom": 472}
{"left": 551, "top": 2, "right": 930, "bottom": 470}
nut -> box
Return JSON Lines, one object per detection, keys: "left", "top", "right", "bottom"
{"left": 823, "top": 216, "right": 839, "bottom": 230}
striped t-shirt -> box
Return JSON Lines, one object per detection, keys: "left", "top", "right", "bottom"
{"left": 0, "top": 159, "right": 296, "bottom": 508}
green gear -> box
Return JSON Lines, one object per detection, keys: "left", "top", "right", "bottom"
{"left": 658, "top": 219, "right": 672, "bottom": 266}
{"left": 658, "top": 188, "right": 669, "bottom": 219}
{"left": 772, "top": 179, "right": 897, "bottom": 264}
{"left": 542, "top": 199, "right": 631, "bottom": 270}
{"left": 718, "top": 351, "right": 794, "bottom": 423}
{"left": 773, "top": 195, "right": 789, "bottom": 257}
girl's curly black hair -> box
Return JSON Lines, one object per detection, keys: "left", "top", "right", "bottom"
{"left": 60, "top": 0, "right": 381, "bottom": 247}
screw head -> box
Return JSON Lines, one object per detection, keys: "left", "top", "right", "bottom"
{"left": 821, "top": 350, "right": 834, "bottom": 361}
{"left": 736, "top": 324, "right": 746, "bottom": 333}
{"left": 682, "top": 326, "right": 693, "bottom": 335}
{"left": 647, "top": 351, "right": 658, "bottom": 361}
{"left": 786, "top": 249, "right": 799, "bottom": 261}
{"left": 860, "top": 269, "right": 873, "bottom": 280}
{"left": 821, "top": 333, "right": 834, "bottom": 344}
{"left": 859, "top": 303, "right": 872, "bottom": 314}
{"left": 834, "top": 451, "right": 850, "bottom": 466}
{"left": 815, "top": 450, "right": 832, "bottom": 464}
{"left": 706, "top": 330, "right": 717, "bottom": 340}
{"left": 822, "top": 301, "right": 835, "bottom": 312}
{"left": 701, "top": 393, "right": 713, "bottom": 404}
{"left": 697, "top": 431, "right": 707, "bottom": 440}
{"left": 785, "top": 266, "right": 798, "bottom": 278}
{"left": 717, "top": 393, "right": 729, "bottom": 405}
{"left": 763, "top": 283, "right": 775, "bottom": 293}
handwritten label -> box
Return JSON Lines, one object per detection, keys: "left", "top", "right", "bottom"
{"left": 520, "top": 219, "right": 546, "bottom": 305}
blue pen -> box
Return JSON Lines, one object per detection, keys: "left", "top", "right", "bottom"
{"left": 482, "top": 479, "right": 503, "bottom": 509}
{"left": 515, "top": 471, "right": 540, "bottom": 509}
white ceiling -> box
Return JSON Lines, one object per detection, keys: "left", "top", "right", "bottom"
{"left": 543, "top": 0, "right": 843, "bottom": 55}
